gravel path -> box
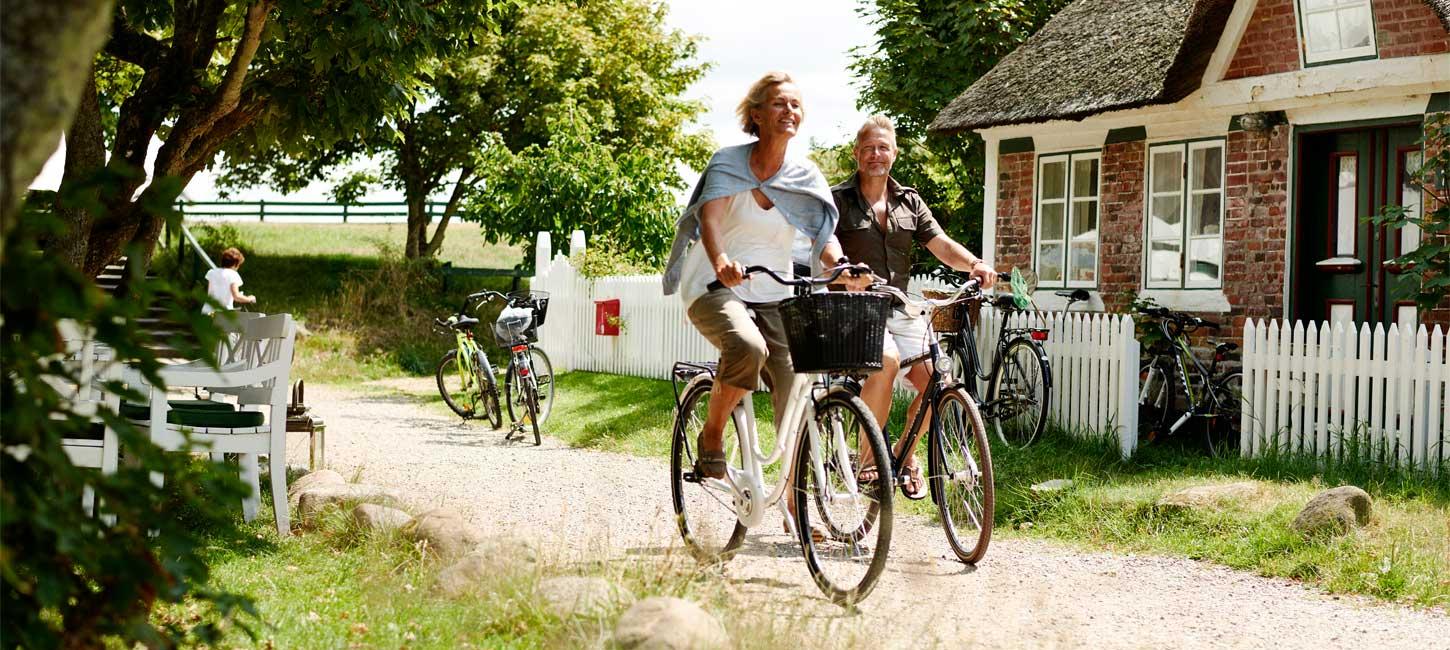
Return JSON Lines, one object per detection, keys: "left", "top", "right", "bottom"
{"left": 307, "top": 379, "right": 1449, "bottom": 649}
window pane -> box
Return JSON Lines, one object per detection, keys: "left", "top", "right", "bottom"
{"left": 1152, "top": 150, "right": 1183, "bottom": 193}
{"left": 1041, "top": 161, "right": 1066, "bottom": 200}
{"left": 1038, "top": 242, "right": 1063, "bottom": 283}
{"left": 1188, "top": 238, "right": 1221, "bottom": 284}
{"left": 1149, "top": 241, "right": 1182, "bottom": 283}
{"left": 1071, "top": 200, "right": 1097, "bottom": 238}
{"left": 1151, "top": 196, "right": 1183, "bottom": 238}
{"left": 1072, "top": 158, "right": 1099, "bottom": 198}
{"left": 1191, "top": 193, "right": 1222, "bottom": 236}
{"left": 1337, "top": 6, "right": 1371, "bottom": 49}
{"left": 1402, "top": 151, "right": 1422, "bottom": 254}
{"left": 1302, "top": 0, "right": 1334, "bottom": 10}
{"left": 1039, "top": 202, "right": 1065, "bottom": 240}
{"left": 1336, "top": 156, "right": 1357, "bottom": 257}
{"left": 1191, "top": 147, "right": 1222, "bottom": 190}
{"left": 1069, "top": 242, "right": 1096, "bottom": 283}
{"left": 1305, "top": 11, "right": 1339, "bottom": 53}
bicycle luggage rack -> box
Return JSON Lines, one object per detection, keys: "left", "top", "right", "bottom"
{"left": 670, "top": 361, "right": 717, "bottom": 408}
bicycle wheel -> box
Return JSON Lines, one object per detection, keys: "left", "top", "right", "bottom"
{"left": 481, "top": 386, "right": 503, "bottom": 429}
{"left": 1204, "top": 372, "right": 1244, "bottom": 457}
{"left": 436, "top": 350, "right": 481, "bottom": 419}
{"left": 670, "top": 377, "right": 747, "bottom": 563}
{"left": 505, "top": 348, "right": 555, "bottom": 424}
{"left": 989, "top": 338, "right": 1049, "bottom": 447}
{"left": 794, "top": 389, "right": 893, "bottom": 605}
{"left": 525, "top": 382, "right": 542, "bottom": 446}
{"left": 929, "top": 387, "right": 993, "bottom": 564}
{"left": 1138, "top": 359, "right": 1172, "bottom": 443}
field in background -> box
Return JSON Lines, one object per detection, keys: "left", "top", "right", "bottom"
{"left": 211, "top": 222, "right": 524, "bottom": 268}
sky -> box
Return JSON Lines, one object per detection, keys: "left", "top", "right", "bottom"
{"left": 30, "top": 1, "right": 881, "bottom": 203}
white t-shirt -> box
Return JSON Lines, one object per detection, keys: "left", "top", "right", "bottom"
{"left": 203, "top": 267, "right": 244, "bottom": 315}
{"left": 679, "top": 190, "right": 796, "bottom": 307}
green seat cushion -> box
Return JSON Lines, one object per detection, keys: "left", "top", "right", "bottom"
{"left": 165, "top": 408, "right": 265, "bottom": 429}
{"left": 121, "top": 400, "right": 237, "bottom": 421}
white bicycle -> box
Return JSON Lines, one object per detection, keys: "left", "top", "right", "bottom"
{"left": 669, "top": 265, "right": 895, "bottom": 605}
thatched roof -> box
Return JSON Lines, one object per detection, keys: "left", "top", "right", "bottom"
{"left": 1429, "top": 0, "right": 1450, "bottom": 32}
{"left": 929, "top": 0, "right": 1236, "bottom": 134}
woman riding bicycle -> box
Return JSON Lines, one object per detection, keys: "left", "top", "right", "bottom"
{"left": 661, "top": 71, "right": 870, "bottom": 491}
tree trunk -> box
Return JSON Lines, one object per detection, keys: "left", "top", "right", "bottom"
{"left": 422, "top": 169, "right": 473, "bottom": 258}
{"left": 52, "top": 75, "right": 106, "bottom": 271}
{"left": 0, "top": 0, "right": 116, "bottom": 253}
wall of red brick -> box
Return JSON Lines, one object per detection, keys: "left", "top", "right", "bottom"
{"left": 1098, "top": 140, "right": 1146, "bottom": 312}
{"left": 1224, "top": 0, "right": 1448, "bottom": 81}
{"left": 994, "top": 151, "right": 1036, "bottom": 274}
{"left": 1373, "top": 0, "right": 1450, "bottom": 59}
{"left": 1224, "top": 0, "right": 1300, "bottom": 79}
{"left": 1221, "top": 122, "right": 1292, "bottom": 340}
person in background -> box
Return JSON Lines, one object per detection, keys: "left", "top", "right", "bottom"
{"left": 832, "top": 115, "right": 996, "bottom": 499}
{"left": 203, "top": 247, "right": 257, "bottom": 315}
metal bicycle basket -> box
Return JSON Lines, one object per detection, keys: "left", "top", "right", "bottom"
{"left": 778, "top": 291, "right": 891, "bottom": 373}
{"left": 507, "top": 290, "right": 550, "bottom": 328}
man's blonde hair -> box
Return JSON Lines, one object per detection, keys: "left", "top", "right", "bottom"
{"left": 736, "top": 71, "right": 798, "bottom": 136}
{"left": 856, "top": 115, "right": 897, "bottom": 145}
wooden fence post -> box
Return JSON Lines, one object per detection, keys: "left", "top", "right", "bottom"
{"left": 258, "top": 199, "right": 266, "bottom": 223}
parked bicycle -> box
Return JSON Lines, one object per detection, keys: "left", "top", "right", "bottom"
{"left": 670, "top": 264, "right": 894, "bottom": 605}
{"left": 1135, "top": 306, "right": 1243, "bottom": 456}
{"left": 434, "top": 290, "right": 555, "bottom": 445}
{"left": 932, "top": 268, "right": 1080, "bottom": 448}
{"left": 861, "top": 279, "right": 996, "bottom": 564}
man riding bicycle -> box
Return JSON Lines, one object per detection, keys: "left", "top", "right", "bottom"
{"left": 831, "top": 115, "right": 997, "bottom": 499}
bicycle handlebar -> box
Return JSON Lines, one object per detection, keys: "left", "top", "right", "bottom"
{"left": 704, "top": 263, "right": 874, "bottom": 293}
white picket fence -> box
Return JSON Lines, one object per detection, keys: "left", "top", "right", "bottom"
{"left": 530, "top": 232, "right": 1141, "bottom": 456}
{"left": 1240, "top": 319, "right": 1448, "bottom": 470}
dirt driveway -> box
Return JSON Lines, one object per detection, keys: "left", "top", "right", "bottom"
{"left": 305, "top": 379, "right": 1449, "bottom": 649}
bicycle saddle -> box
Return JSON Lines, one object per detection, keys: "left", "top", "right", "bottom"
{"left": 1214, "top": 341, "right": 1239, "bottom": 355}
{"left": 1056, "top": 289, "right": 1090, "bottom": 302}
{"left": 447, "top": 315, "right": 480, "bottom": 330}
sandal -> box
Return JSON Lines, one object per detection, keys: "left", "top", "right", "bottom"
{"left": 693, "top": 435, "right": 727, "bottom": 480}
{"left": 783, "top": 517, "right": 828, "bottom": 544}
{"left": 856, "top": 465, "right": 881, "bottom": 485}
{"left": 901, "top": 463, "right": 928, "bottom": 501}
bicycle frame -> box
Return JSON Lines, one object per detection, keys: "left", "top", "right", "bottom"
{"left": 454, "top": 331, "right": 499, "bottom": 392}
{"left": 946, "top": 298, "right": 1051, "bottom": 419}
{"left": 1143, "top": 320, "right": 1224, "bottom": 435}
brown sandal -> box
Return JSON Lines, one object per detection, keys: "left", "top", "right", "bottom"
{"left": 694, "top": 435, "right": 727, "bottom": 480}
{"left": 902, "top": 463, "right": 928, "bottom": 501}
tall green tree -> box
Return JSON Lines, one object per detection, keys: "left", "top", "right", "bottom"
{"left": 224, "top": 0, "right": 711, "bottom": 262}
{"left": 48, "top": 0, "right": 502, "bottom": 276}
{"left": 845, "top": 0, "right": 1068, "bottom": 255}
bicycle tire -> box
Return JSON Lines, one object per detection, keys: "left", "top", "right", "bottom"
{"left": 669, "top": 376, "right": 747, "bottom": 564}
{"left": 794, "top": 389, "right": 893, "bottom": 605}
{"left": 436, "top": 350, "right": 481, "bottom": 419}
{"left": 989, "top": 338, "right": 1050, "bottom": 447}
{"left": 481, "top": 386, "right": 503, "bottom": 429}
{"left": 1204, "top": 372, "right": 1244, "bottom": 458}
{"left": 505, "top": 348, "right": 555, "bottom": 424}
{"left": 929, "top": 387, "right": 993, "bottom": 564}
{"left": 525, "top": 383, "right": 542, "bottom": 446}
{"left": 1138, "top": 359, "right": 1172, "bottom": 444}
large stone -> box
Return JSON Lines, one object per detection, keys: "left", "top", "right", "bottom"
{"left": 296, "top": 484, "right": 404, "bottom": 522}
{"left": 612, "top": 597, "right": 729, "bottom": 650}
{"left": 352, "top": 503, "right": 412, "bottom": 532}
{"left": 1157, "top": 481, "right": 1264, "bottom": 510}
{"left": 1292, "top": 486, "right": 1373, "bottom": 537}
{"left": 434, "top": 537, "right": 539, "bottom": 598}
{"left": 403, "top": 507, "right": 487, "bottom": 559}
{"left": 537, "top": 576, "right": 623, "bottom": 619}
{"left": 1030, "top": 479, "right": 1075, "bottom": 495}
{"left": 287, "top": 469, "right": 345, "bottom": 507}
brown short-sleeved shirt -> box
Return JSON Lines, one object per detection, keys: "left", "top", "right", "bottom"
{"left": 831, "top": 174, "right": 944, "bottom": 290}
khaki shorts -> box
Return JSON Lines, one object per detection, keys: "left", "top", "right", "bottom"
{"left": 686, "top": 288, "right": 806, "bottom": 430}
{"left": 882, "top": 310, "right": 933, "bottom": 367}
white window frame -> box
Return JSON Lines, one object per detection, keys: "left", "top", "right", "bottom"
{"left": 1034, "top": 151, "right": 1100, "bottom": 289}
{"left": 1296, "top": 0, "right": 1377, "bottom": 65}
{"left": 1144, "top": 140, "right": 1226, "bottom": 290}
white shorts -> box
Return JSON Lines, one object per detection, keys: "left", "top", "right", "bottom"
{"left": 881, "top": 310, "right": 932, "bottom": 366}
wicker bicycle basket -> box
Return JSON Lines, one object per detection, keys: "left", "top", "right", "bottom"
{"left": 778, "top": 292, "right": 891, "bottom": 372}
{"left": 922, "top": 289, "right": 966, "bottom": 333}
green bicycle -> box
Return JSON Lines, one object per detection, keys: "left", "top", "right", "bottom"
{"left": 434, "top": 290, "right": 555, "bottom": 444}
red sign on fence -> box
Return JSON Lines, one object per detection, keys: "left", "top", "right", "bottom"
{"left": 595, "top": 299, "right": 620, "bottom": 336}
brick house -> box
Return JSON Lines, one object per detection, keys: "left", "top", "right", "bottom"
{"left": 929, "top": 0, "right": 1450, "bottom": 340}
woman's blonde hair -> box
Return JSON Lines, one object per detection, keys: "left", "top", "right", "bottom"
{"left": 736, "top": 71, "right": 798, "bottom": 136}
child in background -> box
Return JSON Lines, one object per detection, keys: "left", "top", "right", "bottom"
{"left": 203, "top": 247, "right": 257, "bottom": 315}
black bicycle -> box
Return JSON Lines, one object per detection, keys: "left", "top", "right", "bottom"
{"left": 1136, "top": 306, "right": 1243, "bottom": 456}
{"left": 434, "top": 290, "right": 554, "bottom": 444}
{"left": 932, "top": 268, "right": 1077, "bottom": 448}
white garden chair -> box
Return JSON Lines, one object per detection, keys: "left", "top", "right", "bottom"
{"left": 124, "top": 313, "right": 297, "bottom": 535}
{"left": 53, "top": 320, "right": 122, "bottom": 516}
